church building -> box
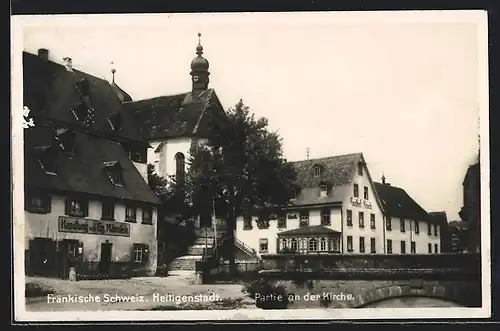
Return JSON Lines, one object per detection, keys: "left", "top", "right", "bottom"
{"left": 124, "top": 33, "right": 229, "bottom": 228}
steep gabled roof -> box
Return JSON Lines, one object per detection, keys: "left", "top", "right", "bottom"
{"left": 288, "top": 153, "right": 363, "bottom": 207}
{"left": 278, "top": 225, "right": 341, "bottom": 236}
{"left": 428, "top": 211, "right": 449, "bottom": 226}
{"left": 373, "top": 182, "right": 429, "bottom": 221}
{"left": 124, "top": 88, "right": 229, "bottom": 141}
{"left": 22, "top": 51, "right": 145, "bottom": 144}
{"left": 24, "top": 123, "right": 161, "bottom": 204}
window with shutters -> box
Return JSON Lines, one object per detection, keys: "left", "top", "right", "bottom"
{"left": 65, "top": 198, "right": 88, "bottom": 217}
{"left": 26, "top": 193, "right": 51, "bottom": 214}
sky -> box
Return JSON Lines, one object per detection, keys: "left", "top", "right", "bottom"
{"left": 19, "top": 11, "right": 487, "bottom": 221}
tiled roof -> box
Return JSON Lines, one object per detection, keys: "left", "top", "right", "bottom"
{"left": 278, "top": 225, "right": 341, "bottom": 236}
{"left": 23, "top": 51, "right": 146, "bottom": 144}
{"left": 24, "top": 123, "right": 161, "bottom": 204}
{"left": 110, "top": 81, "right": 133, "bottom": 103}
{"left": 125, "top": 88, "right": 229, "bottom": 140}
{"left": 428, "top": 211, "right": 449, "bottom": 226}
{"left": 373, "top": 182, "right": 429, "bottom": 221}
{"left": 288, "top": 153, "right": 363, "bottom": 207}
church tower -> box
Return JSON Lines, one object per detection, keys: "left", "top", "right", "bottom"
{"left": 190, "top": 33, "right": 210, "bottom": 91}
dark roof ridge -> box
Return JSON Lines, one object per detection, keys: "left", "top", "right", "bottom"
{"left": 128, "top": 88, "right": 216, "bottom": 104}
{"left": 291, "top": 152, "right": 363, "bottom": 164}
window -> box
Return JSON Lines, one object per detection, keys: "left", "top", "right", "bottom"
{"left": 428, "top": 243, "right": 432, "bottom": 253}
{"left": 358, "top": 163, "right": 363, "bottom": 176}
{"left": 243, "top": 213, "right": 252, "bottom": 230}
{"left": 64, "top": 198, "right": 88, "bottom": 217}
{"left": 309, "top": 238, "right": 318, "bottom": 252}
{"left": 259, "top": 239, "right": 268, "bottom": 253}
{"left": 347, "top": 236, "right": 353, "bottom": 252}
{"left": 101, "top": 201, "right": 115, "bottom": 220}
{"left": 38, "top": 150, "right": 57, "bottom": 175}
{"left": 433, "top": 224, "right": 438, "bottom": 236}
{"left": 400, "top": 241, "right": 406, "bottom": 254}
{"left": 353, "top": 184, "right": 359, "bottom": 198}
{"left": 71, "top": 102, "right": 89, "bottom": 122}
{"left": 107, "top": 112, "right": 123, "bottom": 132}
{"left": 175, "top": 152, "right": 186, "bottom": 184}
{"left": 359, "top": 236, "right": 365, "bottom": 253}
{"left": 414, "top": 221, "right": 420, "bottom": 234}
{"left": 142, "top": 207, "right": 153, "bottom": 224}
{"left": 370, "top": 238, "right": 376, "bottom": 253}
{"left": 26, "top": 193, "right": 51, "bottom": 214}
{"left": 387, "top": 239, "right": 393, "bottom": 254}
{"left": 411, "top": 241, "right": 416, "bottom": 254}
{"left": 291, "top": 239, "right": 298, "bottom": 251}
{"left": 103, "top": 161, "right": 123, "bottom": 186}
{"left": 314, "top": 166, "right": 321, "bottom": 176}
{"left": 386, "top": 216, "right": 392, "bottom": 231}
{"left": 359, "top": 211, "right": 364, "bottom": 228}
{"left": 427, "top": 222, "right": 432, "bottom": 235}
{"left": 56, "top": 129, "right": 76, "bottom": 153}
{"left": 299, "top": 211, "right": 309, "bottom": 227}
{"left": 320, "top": 209, "right": 331, "bottom": 226}
{"left": 346, "top": 210, "right": 353, "bottom": 226}
{"left": 364, "top": 186, "right": 369, "bottom": 200}
{"left": 75, "top": 78, "right": 91, "bottom": 97}
{"left": 133, "top": 244, "right": 149, "bottom": 264}
{"left": 277, "top": 212, "right": 287, "bottom": 228}
{"left": 434, "top": 244, "right": 439, "bottom": 253}
{"left": 130, "top": 147, "right": 147, "bottom": 164}
{"left": 290, "top": 189, "right": 298, "bottom": 200}
{"left": 125, "top": 205, "right": 137, "bottom": 222}
{"left": 134, "top": 245, "right": 143, "bottom": 263}
{"left": 370, "top": 214, "right": 376, "bottom": 229}
{"left": 400, "top": 218, "right": 405, "bottom": 232}
{"left": 319, "top": 185, "right": 328, "bottom": 197}
{"left": 320, "top": 238, "right": 327, "bottom": 251}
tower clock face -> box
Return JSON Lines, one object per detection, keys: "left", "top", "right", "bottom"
{"left": 193, "top": 76, "right": 199, "bottom": 82}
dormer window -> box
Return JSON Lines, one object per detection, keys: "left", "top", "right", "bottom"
{"left": 319, "top": 184, "right": 328, "bottom": 197}
{"left": 71, "top": 102, "right": 89, "bottom": 122}
{"left": 55, "top": 129, "right": 76, "bottom": 153}
{"left": 107, "top": 112, "right": 123, "bottom": 132}
{"left": 75, "top": 78, "right": 91, "bottom": 97}
{"left": 314, "top": 165, "right": 322, "bottom": 176}
{"left": 130, "top": 146, "right": 147, "bottom": 164}
{"left": 35, "top": 146, "right": 57, "bottom": 175}
{"left": 102, "top": 161, "right": 123, "bottom": 186}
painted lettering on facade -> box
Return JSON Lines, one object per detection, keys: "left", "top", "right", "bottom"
{"left": 58, "top": 216, "right": 130, "bottom": 237}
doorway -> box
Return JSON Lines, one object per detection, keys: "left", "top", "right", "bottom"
{"left": 99, "top": 243, "right": 113, "bottom": 276}
{"left": 28, "top": 238, "right": 58, "bottom": 277}
{"left": 57, "top": 239, "right": 81, "bottom": 279}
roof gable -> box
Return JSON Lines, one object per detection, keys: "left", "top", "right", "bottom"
{"left": 24, "top": 123, "right": 161, "bottom": 204}
{"left": 373, "top": 182, "right": 429, "bottom": 221}
{"left": 278, "top": 225, "right": 341, "bottom": 236}
{"left": 23, "top": 51, "right": 145, "bottom": 144}
{"left": 288, "top": 153, "right": 363, "bottom": 206}
{"left": 125, "top": 88, "right": 228, "bottom": 141}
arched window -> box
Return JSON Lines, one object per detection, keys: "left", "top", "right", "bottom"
{"left": 320, "top": 238, "right": 327, "bottom": 251}
{"left": 291, "top": 239, "right": 298, "bottom": 251}
{"left": 175, "top": 152, "right": 185, "bottom": 183}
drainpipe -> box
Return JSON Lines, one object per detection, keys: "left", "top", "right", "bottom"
{"left": 383, "top": 215, "right": 386, "bottom": 253}
{"left": 340, "top": 207, "right": 344, "bottom": 254}
{"left": 409, "top": 220, "right": 413, "bottom": 253}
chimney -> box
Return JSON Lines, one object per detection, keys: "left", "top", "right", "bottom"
{"left": 38, "top": 48, "right": 49, "bottom": 62}
{"left": 381, "top": 174, "right": 386, "bottom": 184}
{"left": 63, "top": 57, "right": 73, "bottom": 72}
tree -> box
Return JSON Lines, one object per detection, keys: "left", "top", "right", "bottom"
{"left": 147, "top": 164, "right": 170, "bottom": 203}
{"left": 185, "top": 100, "right": 298, "bottom": 272}
{"left": 448, "top": 220, "right": 469, "bottom": 253}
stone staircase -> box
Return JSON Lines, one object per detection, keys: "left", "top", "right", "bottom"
{"left": 169, "top": 227, "right": 225, "bottom": 271}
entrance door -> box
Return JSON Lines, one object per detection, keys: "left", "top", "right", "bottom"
{"left": 58, "top": 239, "right": 80, "bottom": 279}
{"left": 29, "top": 238, "right": 58, "bottom": 277}
{"left": 99, "top": 243, "right": 112, "bottom": 276}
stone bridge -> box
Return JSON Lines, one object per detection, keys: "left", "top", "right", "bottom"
{"left": 253, "top": 253, "right": 482, "bottom": 308}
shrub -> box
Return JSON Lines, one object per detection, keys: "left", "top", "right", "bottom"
{"left": 25, "top": 282, "right": 54, "bottom": 298}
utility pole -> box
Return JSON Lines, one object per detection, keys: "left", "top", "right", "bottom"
{"left": 306, "top": 148, "right": 310, "bottom": 160}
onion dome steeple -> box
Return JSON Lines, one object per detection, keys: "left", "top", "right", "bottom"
{"left": 190, "top": 33, "right": 210, "bottom": 91}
